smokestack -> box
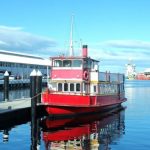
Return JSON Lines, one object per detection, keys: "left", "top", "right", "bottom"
{"left": 82, "top": 45, "right": 88, "bottom": 57}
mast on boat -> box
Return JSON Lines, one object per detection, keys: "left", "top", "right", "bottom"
{"left": 69, "top": 15, "right": 74, "bottom": 56}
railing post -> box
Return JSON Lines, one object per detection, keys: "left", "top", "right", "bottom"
{"left": 4, "top": 71, "right": 9, "bottom": 101}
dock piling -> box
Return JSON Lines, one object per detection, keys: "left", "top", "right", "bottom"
{"left": 4, "top": 71, "right": 9, "bottom": 102}
{"left": 36, "top": 70, "right": 42, "bottom": 103}
{"left": 30, "top": 69, "right": 37, "bottom": 149}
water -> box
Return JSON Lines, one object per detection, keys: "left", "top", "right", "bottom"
{"left": 0, "top": 80, "right": 150, "bottom": 150}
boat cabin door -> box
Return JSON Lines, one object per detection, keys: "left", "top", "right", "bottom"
{"left": 90, "top": 84, "right": 98, "bottom": 95}
{"left": 83, "top": 83, "right": 89, "bottom": 95}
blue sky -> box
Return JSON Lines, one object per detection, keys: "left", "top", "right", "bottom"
{"left": 0, "top": 0, "right": 150, "bottom": 73}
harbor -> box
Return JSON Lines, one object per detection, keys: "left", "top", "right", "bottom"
{"left": 1, "top": 0, "right": 150, "bottom": 149}
{"left": 0, "top": 28, "right": 149, "bottom": 150}
{"left": 0, "top": 27, "right": 149, "bottom": 150}
{"left": 0, "top": 45, "right": 128, "bottom": 149}
{"left": 0, "top": 80, "right": 150, "bottom": 149}
{"left": 0, "top": 48, "right": 150, "bottom": 149}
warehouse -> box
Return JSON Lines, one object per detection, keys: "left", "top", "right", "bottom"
{"left": 0, "top": 50, "right": 51, "bottom": 79}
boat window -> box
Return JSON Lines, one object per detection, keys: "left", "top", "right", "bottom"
{"left": 63, "top": 60, "right": 72, "bottom": 67}
{"left": 88, "top": 59, "right": 91, "bottom": 68}
{"left": 83, "top": 59, "right": 91, "bottom": 69}
{"left": 64, "top": 83, "right": 68, "bottom": 91}
{"left": 70, "top": 83, "right": 74, "bottom": 91}
{"left": 84, "top": 83, "right": 88, "bottom": 93}
{"left": 72, "top": 60, "right": 82, "bottom": 67}
{"left": 92, "top": 61, "right": 99, "bottom": 70}
{"left": 54, "top": 60, "right": 62, "bottom": 67}
{"left": 76, "top": 83, "right": 80, "bottom": 92}
{"left": 58, "top": 83, "right": 62, "bottom": 91}
{"left": 94, "top": 85, "right": 97, "bottom": 92}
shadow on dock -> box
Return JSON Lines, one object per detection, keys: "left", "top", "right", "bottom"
{"left": 0, "top": 105, "right": 47, "bottom": 130}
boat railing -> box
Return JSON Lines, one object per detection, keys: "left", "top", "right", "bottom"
{"left": 47, "top": 90, "right": 87, "bottom": 95}
{"left": 99, "top": 72, "right": 124, "bottom": 83}
{"left": 46, "top": 89, "right": 122, "bottom": 96}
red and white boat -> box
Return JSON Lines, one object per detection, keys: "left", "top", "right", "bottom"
{"left": 42, "top": 44, "right": 127, "bottom": 116}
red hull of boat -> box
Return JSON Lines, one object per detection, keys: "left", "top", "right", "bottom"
{"left": 42, "top": 91, "right": 126, "bottom": 116}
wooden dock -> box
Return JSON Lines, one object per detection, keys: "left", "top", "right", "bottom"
{"left": 0, "top": 98, "right": 31, "bottom": 113}
{"left": 0, "top": 70, "right": 47, "bottom": 128}
{"left": 0, "top": 98, "right": 46, "bottom": 127}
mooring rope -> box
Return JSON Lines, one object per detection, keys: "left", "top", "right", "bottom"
{"left": 31, "top": 92, "right": 42, "bottom": 100}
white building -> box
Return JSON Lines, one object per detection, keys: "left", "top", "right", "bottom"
{"left": 0, "top": 50, "right": 51, "bottom": 79}
{"left": 125, "top": 62, "right": 136, "bottom": 79}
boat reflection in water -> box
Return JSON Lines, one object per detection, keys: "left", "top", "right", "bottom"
{"left": 41, "top": 107, "right": 125, "bottom": 150}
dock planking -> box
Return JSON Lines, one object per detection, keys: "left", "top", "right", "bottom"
{"left": 0, "top": 98, "right": 47, "bottom": 126}
{"left": 0, "top": 98, "right": 31, "bottom": 113}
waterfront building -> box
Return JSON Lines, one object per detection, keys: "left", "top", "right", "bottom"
{"left": 125, "top": 60, "right": 136, "bottom": 79}
{"left": 0, "top": 50, "right": 51, "bottom": 79}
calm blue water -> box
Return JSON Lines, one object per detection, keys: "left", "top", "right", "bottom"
{"left": 0, "top": 80, "right": 150, "bottom": 150}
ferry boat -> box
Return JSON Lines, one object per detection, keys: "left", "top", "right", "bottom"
{"left": 42, "top": 44, "right": 127, "bottom": 116}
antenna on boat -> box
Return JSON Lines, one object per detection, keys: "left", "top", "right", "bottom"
{"left": 69, "top": 14, "right": 74, "bottom": 56}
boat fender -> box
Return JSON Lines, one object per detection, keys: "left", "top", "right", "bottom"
{"left": 83, "top": 71, "right": 89, "bottom": 80}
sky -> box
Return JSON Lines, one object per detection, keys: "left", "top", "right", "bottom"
{"left": 0, "top": 0, "right": 150, "bottom": 73}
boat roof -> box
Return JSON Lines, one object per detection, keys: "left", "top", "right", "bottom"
{"left": 50, "top": 56, "right": 99, "bottom": 62}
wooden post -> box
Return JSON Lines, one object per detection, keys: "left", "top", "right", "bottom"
{"left": 30, "top": 69, "right": 37, "bottom": 150}
{"left": 36, "top": 70, "right": 42, "bottom": 103}
{"left": 4, "top": 71, "right": 9, "bottom": 101}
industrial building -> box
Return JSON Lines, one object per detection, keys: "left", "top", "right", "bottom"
{"left": 0, "top": 50, "right": 51, "bottom": 79}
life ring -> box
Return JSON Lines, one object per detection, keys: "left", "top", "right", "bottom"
{"left": 83, "top": 71, "right": 89, "bottom": 80}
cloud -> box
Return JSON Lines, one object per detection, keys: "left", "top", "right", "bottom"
{"left": 0, "top": 25, "right": 57, "bottom": 57}
{"left": 101, "top": 40, "right": 150, "bottom": 50}
{"left": 0, "top": 40, "right": 7, "bottom": 45}
{"left": 0, "top": 26, "right": 149, "bottom": 72}
{"left": 0, "top": 25, "right": 23, "bottom": 31}
{"left": 90, "top": 40, "right": 150, "bottom": 62}
{"left": 86, "top": 39, "right": 150, "bottom": 72}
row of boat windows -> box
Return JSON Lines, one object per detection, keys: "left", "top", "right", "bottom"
{"left": 54, "top": 60, "right": 82, "bottom": 67}
{"left": 58, "top": 83, "right": 81, "bottom": 92}
{"left": 53, "top": 59, "right": 99, "bottom": 70}
{"left": 56, "top": 82, "right": 124, "bottom": 94}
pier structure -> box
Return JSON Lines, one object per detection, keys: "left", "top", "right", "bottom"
{"left": 0, "top": 78, "right": 47, "bottom": 90}
{"left": 0, "top": 69, "right": 47, "bottom": 125}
